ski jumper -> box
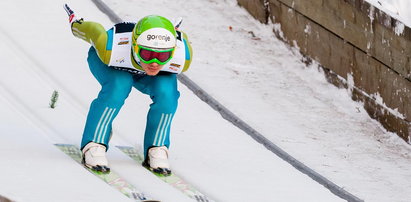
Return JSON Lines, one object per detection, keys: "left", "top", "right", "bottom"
{"left": 71, "top": 21, "right": 193, "bottom": 157}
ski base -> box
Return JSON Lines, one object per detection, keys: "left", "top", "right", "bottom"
{"left": 116, "top": 146, "right": 212, "bottom": 202}
{"left": 55, "top": 144, "right": 159, "bottom": 202}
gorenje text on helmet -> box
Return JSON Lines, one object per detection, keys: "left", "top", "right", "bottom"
{"left": 146, "top": 34, "right": 171, "bottom": 42}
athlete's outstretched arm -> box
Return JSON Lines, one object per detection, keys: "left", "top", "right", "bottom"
{"left": 64, "top": 4, "right": 110, "bottom": 63}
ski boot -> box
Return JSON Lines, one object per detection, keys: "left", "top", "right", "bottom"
{"left": 82, "top": 142, "right": 110, "bottom": 173}
{"left": 143, "top": 146, "right": 172, "bottom": 176}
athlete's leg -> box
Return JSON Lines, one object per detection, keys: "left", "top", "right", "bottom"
{"left": 81, "top": 47, "right": 133, "bottom": 150}
{"left": 133, "top": 73, "right": 180, "bottom": 157}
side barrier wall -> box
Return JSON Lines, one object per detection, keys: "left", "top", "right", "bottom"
{"left": 237, "top": 0, "right": 411, "bottom": 142}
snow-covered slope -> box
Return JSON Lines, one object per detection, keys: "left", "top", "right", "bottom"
{"left": 0, "top": 0, "right": 410, "bottom": 202}
{"left": 365, "top": 0, "right": 411, "bottom": 27}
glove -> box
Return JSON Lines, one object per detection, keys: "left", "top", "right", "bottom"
{"left": 173, "top": 17, "right": 183, "bottom": 30}
{"left": 63, "top": 4, "right": 83, "bottom": 25}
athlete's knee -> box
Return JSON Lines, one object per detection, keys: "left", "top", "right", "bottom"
{"left": 99, "top": 76, "right": 133, "bottom": 106}
{"left": 153, "top": 88, "right": 180, "bottom": 111}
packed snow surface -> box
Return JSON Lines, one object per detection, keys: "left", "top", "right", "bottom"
{"left": 366, "top": 0, "right": 411, "bottom": 27}
{"left": 0, "top": 0, "right": 410, "bottom": 202}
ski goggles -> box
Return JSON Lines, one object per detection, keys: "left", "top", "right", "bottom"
{"left": 135, "top": 46, "right": 174, "bottom": 65}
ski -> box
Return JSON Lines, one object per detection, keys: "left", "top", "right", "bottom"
{"left": 55, "top": 144, "right": 160, "bottom": 202}
{"left": 116, "top": 146, "right": 212, "bottom": 202}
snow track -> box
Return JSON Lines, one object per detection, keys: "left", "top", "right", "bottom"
{"left": 91, "top": 0, "right": 360, "bottom": 201}
{"left": 1, "top": 0, "right": 410, "bottom": 201}
{"left": 0, "top": 1, "right": 342, "bottom": 201}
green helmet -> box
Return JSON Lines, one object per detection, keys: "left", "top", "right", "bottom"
{"left": 132, "top": 15, "right": 176, "bottom": 64}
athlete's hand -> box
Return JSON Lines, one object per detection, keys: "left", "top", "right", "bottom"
{"left": 173, "top": 17, "right": 183, "bottom": 31}
{"left": 64, "top": 4, "right": 83, "bottom": 25}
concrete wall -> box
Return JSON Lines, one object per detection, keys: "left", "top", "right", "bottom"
{"left": 237, "top": 0, "right": 411, "bottom": 142}
{"left": 0, "top": 195, "right": 12, "bottom": 202}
